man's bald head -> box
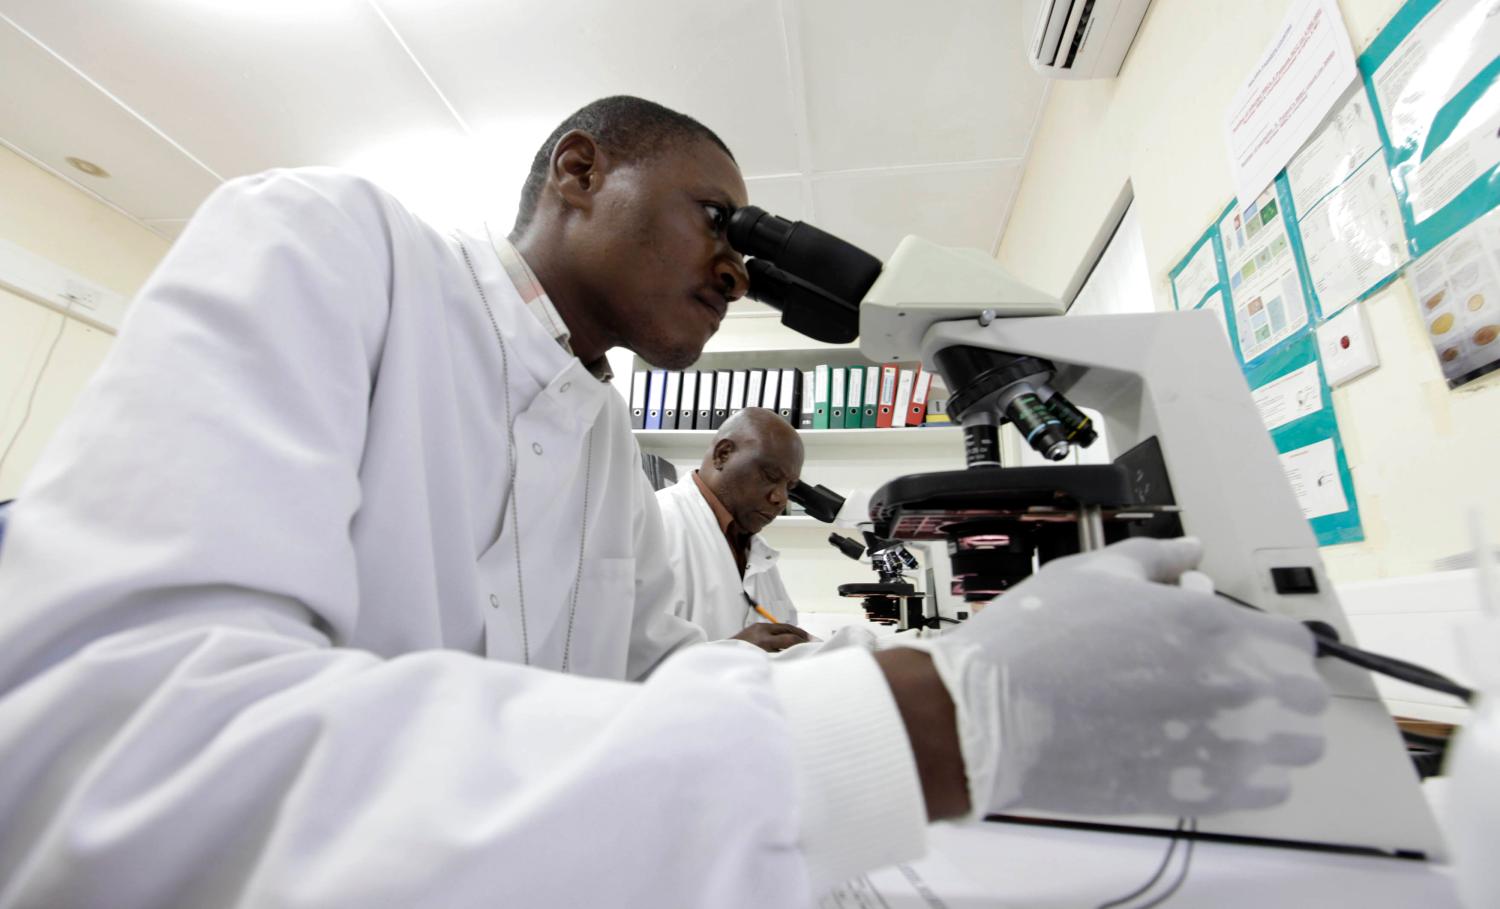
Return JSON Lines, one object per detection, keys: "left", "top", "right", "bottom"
{"left": 699, "top": 407, "right": 804, "bottom": 535}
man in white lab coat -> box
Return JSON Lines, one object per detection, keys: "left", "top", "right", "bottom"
{"left": 0, "top": 95, "right": 945, "bottom": 907}
{"left": 0, "top": 96, "right": 1331, "bottom": 907}
{"left": 657, "top": 407, "right": 806, "bottom": 647}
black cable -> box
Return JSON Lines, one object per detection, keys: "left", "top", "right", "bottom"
{"left": 1095, "top": 818, "right": 1184, "bottom": 909}
{"left": 1211, "top": 592, "right": 1475, "bottom": 704}
{"left": 922, "top": 616, "right": 963, "bottom": 627}
{"left": 0, "top": 310, "right": 68, "bottom": 475}
{"left": 1132, "top": 819, "right": 1197, "bottom": 909}
{"left": 1211, "top": 590, "right": 1260, "bottom": 611}
{"left": 1312, "top": 633, "right": 1474, "bottom": 703}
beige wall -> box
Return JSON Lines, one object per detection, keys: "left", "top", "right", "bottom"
{"left": 0, "top": 146, "right": 169, "bottom": 498}
{"left": 997, "top": 0, "right": 1500, "bottom": 583}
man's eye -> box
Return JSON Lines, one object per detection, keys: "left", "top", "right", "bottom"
{"left": 703, "top": 203, "right": 728, "bottom": 233}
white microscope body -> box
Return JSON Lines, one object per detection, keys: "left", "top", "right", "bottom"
{"left": 857, "top": 236, "right": 1445, "bottom": 858}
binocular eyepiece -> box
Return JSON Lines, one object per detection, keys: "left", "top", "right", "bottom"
{"left": 726, "top": 206, "right": 882, "bottom": 345}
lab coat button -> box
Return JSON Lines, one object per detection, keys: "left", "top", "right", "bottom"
{"left": 532, "top": 442, "right": 543, "bottom": 455}
{"left": 489, "top": 594, "right": 499, "bottom": 609}
{"left": 560, "top": 382, "right": 571, "bottom": 393}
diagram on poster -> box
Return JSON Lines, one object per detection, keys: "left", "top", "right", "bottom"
{"left": 1279, "top": 438, "right": 1351, "bottom": 520}
{"left": 1287, "top": 85, "right": 1409, "bottom": 315}
{"left": 1219, "top": 186, "right": 1312, "bottom": 361}
{"left": 1406, "top": 205, "right": 1500, "bottom": 386}
{"left": 1287, "top": 84, "right": 1385, "bottom": 206}
{"left": 1252, "top": 362, "right": 1325, "bottom": 431}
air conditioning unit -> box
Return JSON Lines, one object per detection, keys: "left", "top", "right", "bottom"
{"left": 1023, "top": 0, "right": 1150, "bottom": 80}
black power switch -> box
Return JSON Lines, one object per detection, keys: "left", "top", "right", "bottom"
{"left": 1271, "top": 567, "right": 1319, "bottom": 594}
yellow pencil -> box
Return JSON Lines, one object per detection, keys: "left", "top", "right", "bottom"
{"left": 744, "top": 593, "right": 782, "bottom": 624}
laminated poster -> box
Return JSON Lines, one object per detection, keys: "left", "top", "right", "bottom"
{"left": 1170, "top": 227, "right": 1225, "bottom": 311}
{"left": 1218, "top": 182, "right": 1313, "bottom": 363}
{"left": 1406, "top": 205, "right": 1500, "bottom": 386}
{"left": 1286, "top": 83, "right": 1410, "bottom": 316}
{"left": 1360, "top": 0, "right": 1500, "bottom": 256}
{"left": 1169, "top": 229, "right": 1364, "bottom": 544}
{"left": 1244, "top": 334, "right": 1364, "bottom": 545}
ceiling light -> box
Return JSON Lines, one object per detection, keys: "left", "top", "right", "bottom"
{"left": 65, "top": 157, "right": 109, "bottom": 178}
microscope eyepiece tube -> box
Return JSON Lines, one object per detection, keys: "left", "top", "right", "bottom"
{"left": 726, "top": 206, "right": 883, "bottom": 308}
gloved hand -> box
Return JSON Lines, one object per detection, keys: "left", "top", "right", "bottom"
{"left": 915, "top": 537, "right": 1329, "bottom": 819}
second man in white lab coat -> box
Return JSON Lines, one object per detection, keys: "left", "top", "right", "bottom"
{"left": 657, "top": 407, "right": 808, "bottom": 649}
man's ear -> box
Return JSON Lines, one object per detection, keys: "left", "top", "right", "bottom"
{"left": 711, "top": 439, "right": 736, "bottom": 469}
{"left": 550, "top": 130, "right": 610, "bottom": 211}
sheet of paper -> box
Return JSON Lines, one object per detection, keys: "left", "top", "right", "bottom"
{"left": 1286, "top": 85, "right": 1386, "bottom": 214}
{"left": 1173, "top": 236, "right": 1222, "bottom": 309}
{"left": 1219, "top": 187, "right": 1311, "bottom": 361}
{"left": 820, "top": 851, "right": 988, "bottom": 908}
{"left": 1224, "top": 0, "right": 1359, "bottom": 205}
{"left": 1406, "top": 205, "right": 1500, "bottom": 386}
{"left": 1280, "top": 438, "right": 1350, "bottom": 519}
{"left": 1296, "top": 154, "right": 1409, "bottom": 314}
{"left": 1253, "top": 362, "right": 1324, "bottom": 431}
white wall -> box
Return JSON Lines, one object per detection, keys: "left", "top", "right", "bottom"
{"left": 0, "top": 146, "right": 168, "bottom": 498}
{"left": 1069, "top": 203, "right": 1154, "bottom": 318}
{"left": 995, "top": 0, "right": 1500, "bottom": 585}
{"left": 993, "top": 0, "right": 1499, "bottom": 721}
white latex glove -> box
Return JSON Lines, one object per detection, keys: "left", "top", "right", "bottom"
{"left": 914, "top": 537, "right": 1329, "bottom": 819}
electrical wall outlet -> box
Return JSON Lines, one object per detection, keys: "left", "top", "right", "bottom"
{"left": 1317, "top": 302, "right": 1380, "bottom": 386}
{"left": 0, "top": 239, "right": 128, "bottom": 333}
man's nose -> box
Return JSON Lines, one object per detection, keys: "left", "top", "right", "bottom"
{"left": 715, "top": 253, "right": 749, "bottom": 302}
{"left": 768, "top": 483, "right": 788, "bottom": 507}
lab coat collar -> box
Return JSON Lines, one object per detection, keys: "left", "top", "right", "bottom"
{"left": 451, "top": 228, "right": 612, "bottom": 428}
{"left": 674, "top": 475, "right": 781, "bottom": 575}
{"left": 745, "top": 533, "right": 780, "bottom": 578}
{"left": 485, "top": 226, "right": 612, "bottom": 383}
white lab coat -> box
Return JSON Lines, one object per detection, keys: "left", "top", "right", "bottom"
{"left": 0, "top": 169, "right": 925, "bottom": 907}
{"left": 656, "top": 474, "right": 798, "bottom": 640}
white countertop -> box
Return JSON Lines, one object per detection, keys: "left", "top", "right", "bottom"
{"left": 825, "top": 815, "right": 1460, "bottom": 908}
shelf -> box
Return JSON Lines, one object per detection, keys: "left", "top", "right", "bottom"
{"left": 635, "top": 347, "right": 879, "bottom": 374}
{"left": 635, "top": 425, "right": 964, "bottom": 459}
{"left": 763, "top": 515, "right": 831, "bottom": 533}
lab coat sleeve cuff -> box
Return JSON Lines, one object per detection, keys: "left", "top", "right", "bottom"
{"left": 770, "top": 648, "right": 927, "bottom": 891}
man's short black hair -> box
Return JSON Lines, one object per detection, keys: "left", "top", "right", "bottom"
{"left": 511, "top": 96, "right": 735, "bottom": 234}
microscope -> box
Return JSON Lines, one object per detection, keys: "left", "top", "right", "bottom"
{"left": 729, "top": 209, "right": 1446, "bottom": 859}
{"left": 790, "top": 480, "right": 947, "bottom": 631}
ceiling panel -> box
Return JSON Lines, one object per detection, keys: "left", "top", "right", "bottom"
{"left": 0, "top": 0, "right": 461, "bottom": 178}
{"left": 796, "top": 0, "right": 1047, "bottom": 172}
{"left": 0, "top": 0, "right": 1048, "bottom": 268}
{"left": 0, "top": 18, "right": 220, "bottom": 221}
{"left": 375, "top": 0, "right": 804, "bottom": 178}
{"left": 809, "top": 163, "right": 1022, "bottom": 261}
